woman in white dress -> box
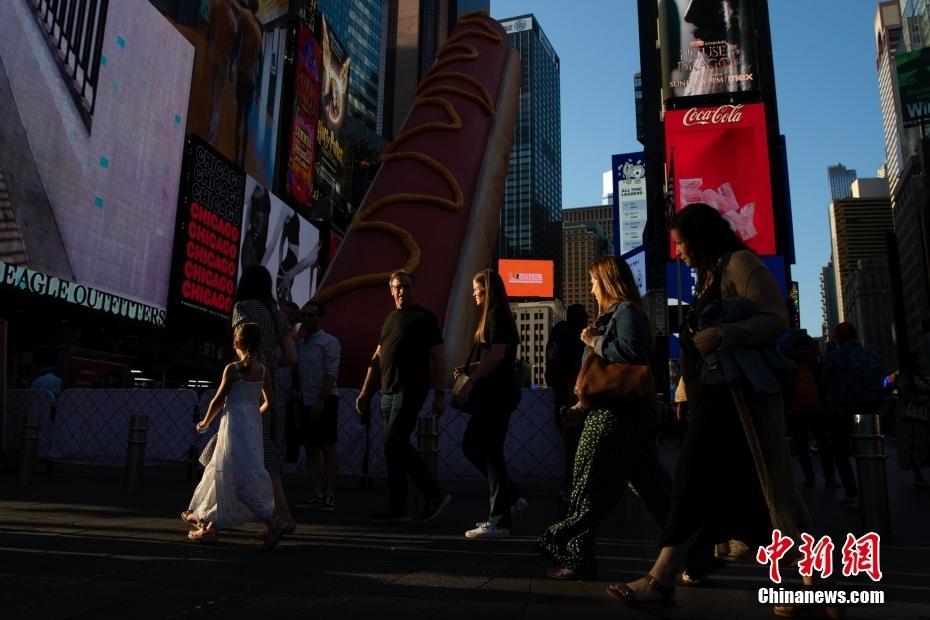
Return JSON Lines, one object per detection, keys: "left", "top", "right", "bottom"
{"left": 182, "top": 322, "right": 290, "bottom": 550}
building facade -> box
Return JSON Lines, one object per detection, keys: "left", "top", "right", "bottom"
{"left": 378, "top": 0, "right": 456, "bottom": 139}
{"left": 496, "top": 15, "right": 563, "bottom": 298}
{"left": 511, "top": 299, "right": 564, "bottom": 386}
{"left": 827, "top": 163, "right": 858, "bottom": 200}
{"left": 844, "top": 256, "right": 897, "bottom": 371}
{"left": 828, "top": 179, "right": 894, "bottom": 321}
{"left": 875, "top": 0, "right": 930, "bottom": 355}
{"left": 820, "top": 259, "right": 840, "bottom": 341}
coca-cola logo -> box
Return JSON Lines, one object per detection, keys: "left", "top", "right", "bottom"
{"left": 681, "top": 104, "right": 744, "bottom": 126}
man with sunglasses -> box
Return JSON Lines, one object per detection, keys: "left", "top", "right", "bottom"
{"left": 356, "top": 270, "right": 452, "bottom": 524}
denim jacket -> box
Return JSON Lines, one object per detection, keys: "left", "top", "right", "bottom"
{"left": 587, "top": 302, "right": 650, "bottom": 365}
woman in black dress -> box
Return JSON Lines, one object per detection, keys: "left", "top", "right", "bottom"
{"left": 454, "top": 269, "right": 523, "bottom": 540}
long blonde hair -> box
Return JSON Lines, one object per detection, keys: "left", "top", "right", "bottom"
{"left": 233, "top": 322, "right": 261, "bottom": 369}
{"left": 472, "top": 269, "right": 512, "bottom": 344}
{"left": 589, "top": 256, "right": 646, "bottom": 316}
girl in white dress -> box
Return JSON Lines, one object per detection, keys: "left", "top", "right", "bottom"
{"left": 182, "top": 322, "right": 290, "bottom": 549}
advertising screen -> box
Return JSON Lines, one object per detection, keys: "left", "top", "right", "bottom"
{"left": 665, "top": 103, "right": 775, "bottom": 257}
{"left": 0, "top": 1, "right": 191, "bottom": 320}
{"left": 896, "top": 46, "right": 930, "bottom": 127}
{"left": 498, "top": 260, "right": 555, "bottom": 299}
{"left": 149, "top": 0, "right": 289, "bottom": 189}
{"left": 657, "top": 0, "right": 759, "bottom": 101}
{"left": 312, "top": 15, "right": 352, "bottom": 234}
{"left": 240, "top": 177, "right": 321, "bottom": 310}
{"left": 611, "top": 152, "right": 648, "bottom": 256}
{"left": 285, "top": 22, "right": 322, "bottom": 206}
{"left": 169, "top": 136, "right": 246, "bottom": 321}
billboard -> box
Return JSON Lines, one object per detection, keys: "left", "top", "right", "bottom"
{"left": 499, "top": 260, "right": 555, "bottom": 299}
{"left": 611, "top": 152, "right": 648, "bottom": 256}
{"left": 0, "top": 0, "right": 191, "bottom": 320}
{"left": 657, "top": 0, "right": 759, "bottom": 100}
{"left": 896, "top": 46, "right": 930, "bottom": 127}
{"left": 240, "top": 177, "right": 321, "bottom": 310}
{"left": 285, "top": 22, "right": 322, "bottom": 207}
{"left": 169, "top": 136, "right": 246, "bottom": 321}
{"left": 665, "top": 103, "right": 775, "bottom": 257}
{"left": 149, "top": 0, "right": 289, "bottom": 188}
{"left": 312, "top": 15, "right": 351, "bottom": 234}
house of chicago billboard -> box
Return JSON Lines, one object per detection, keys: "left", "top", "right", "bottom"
{"left": 658, "top": 0, "right": 759, "bottom": 100}
{"left": 665, "top": 103, "right": 775, "bottom": 257}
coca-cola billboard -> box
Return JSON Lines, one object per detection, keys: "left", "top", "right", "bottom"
{"left": 665, "top": 103, "right": 775, "bottom": 257}
{"left": 657, "top": 0, "right": 759, "bottom": 101}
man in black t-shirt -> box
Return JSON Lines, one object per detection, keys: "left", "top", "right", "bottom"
{"left": 356, "top": 270, "right": 451, "bottom": 523}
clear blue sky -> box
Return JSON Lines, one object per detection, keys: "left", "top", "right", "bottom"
{"left": 491, "top": 0, "right": 887, "bottom": 335}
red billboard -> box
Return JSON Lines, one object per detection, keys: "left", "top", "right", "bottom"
{"left": 498, "top": 260, "right": 555, "bottom": 299}
{"left": 286, "top": 22, "right": 322, "bottom": 206}
{"left": 665, "top": 103, "right": 775, "bottom": 257}
{"left": 169, "top": 136, "right": 245, "bottom": 321}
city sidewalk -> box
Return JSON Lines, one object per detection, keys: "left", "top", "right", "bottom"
{"left": 0, "top": 443, "right": 927, "bottom": 619}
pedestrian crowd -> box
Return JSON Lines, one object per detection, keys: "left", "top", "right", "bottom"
{"left": 167, "top": 203, "right": 925, "bottom": 617}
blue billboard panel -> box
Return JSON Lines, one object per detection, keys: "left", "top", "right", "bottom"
{"left": 611, "top": 152, "right": 648, "bottom": 256}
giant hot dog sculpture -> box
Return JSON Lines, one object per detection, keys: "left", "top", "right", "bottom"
{"left": 313, "top": 12, "right": 520, "bottom": 387}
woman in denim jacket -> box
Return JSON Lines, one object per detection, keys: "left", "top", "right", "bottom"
{"left": 537, "top": 256, "right": 675, "bottom": 579}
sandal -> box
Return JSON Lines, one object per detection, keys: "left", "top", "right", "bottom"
{"left": 546, "top": 566, "right": 586, "bottom": 580}
{"left": 680, "top": 556, "right": 727, "bottom": 586}
{"left": 606, "top": 573, "right": 676, "bottom": 609}
{"left": 180, "top": 510, "right": 200, "bottom": 526}
{"left": 187, "top": 522, "right": 218, "bottom": 544}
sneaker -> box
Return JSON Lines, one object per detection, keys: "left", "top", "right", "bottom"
{"left": 296, "top": 494, "right": 323, "bottom": 508}
{"left": 417, "top": 493, "right": 452, "bottom": 523}
{"left": 368, "top": 509, "right": 411, "bottom": 523}
{"left": 825, "top": 478, "right": 841, "bottom": 489}
{"left": 465, "top": 522, "right": 510, "bottom": 539}
{"left": 320, "top": 496, "right": 336, "bottom": 512}
{"left": 838, "top": 496, "right": 859, "bottom": 509}
{"left": 511, "top": 496, "right": 529, "bottom": 516}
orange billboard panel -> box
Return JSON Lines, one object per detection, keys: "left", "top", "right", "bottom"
{"left": 498, "top": 259, "right": 554, "bottom": 298}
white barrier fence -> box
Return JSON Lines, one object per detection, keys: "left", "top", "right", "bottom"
{"left": 4, "top": 387, "right": 564, "bottom": 481}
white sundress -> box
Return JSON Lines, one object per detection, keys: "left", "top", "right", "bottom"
{"left": 188, "top": 367, "right": 275, "bottom": 529}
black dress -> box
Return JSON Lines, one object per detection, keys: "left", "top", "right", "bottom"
{"left": 662, "top": 275, "right": 771, "bottom": 548}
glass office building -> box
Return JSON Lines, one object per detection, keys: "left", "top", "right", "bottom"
{"left": 497, "top": 15, "right": 562, "bottom": 297}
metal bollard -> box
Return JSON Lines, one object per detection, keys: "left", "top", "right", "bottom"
{"left": 852, "top": 414, "right": 892, "bottom": 539}
{"left": 415, "top": 414, "right": 440, "bottom": 515}
{"left": 17, "top": 411, "right": 39, "bottom": 487}
{"left": 124, "top": 414, "right": 148, "bottom": 494}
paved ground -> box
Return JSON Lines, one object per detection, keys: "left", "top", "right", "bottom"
{"left": 1, "top": 442, "right": 928, "bottom": 619}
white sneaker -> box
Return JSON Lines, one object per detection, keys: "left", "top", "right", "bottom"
{"left": 465, "top": 522, "right": 510, "bottom": 539}
{"left": 511, "top": 497, "right": 529, "bottom": 516}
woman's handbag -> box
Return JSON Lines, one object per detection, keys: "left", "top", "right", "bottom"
{"left": 574, "top": 351, "right": 655, "bottom": 411}
{"left": 451, "top": 345, "right": 485, "bottom": 414}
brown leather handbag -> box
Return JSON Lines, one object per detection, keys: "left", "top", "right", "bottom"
{"left": 574, "top": 352, "right": 655, "bottom": 411}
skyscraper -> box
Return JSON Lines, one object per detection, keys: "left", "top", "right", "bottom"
{"left": 827, "top": 163, "right": 858, "bottom": 200}
{"left": 497, "top": 15, "right": 562, "bottom": 297}
{"left": 828, "top": 179, "right": 893, "bottom": 322}
{"left": 874, "top": 0, "right": 929, "bottom": 354}
{"left": 378, "top": 0, "right": 457, "bottom": 139}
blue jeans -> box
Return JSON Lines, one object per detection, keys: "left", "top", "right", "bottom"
{"left": 462, "top": 404, "right": 519, "bottom": 528}
{"left": 381, "top": 391, "right": 442, "bottom": 512}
